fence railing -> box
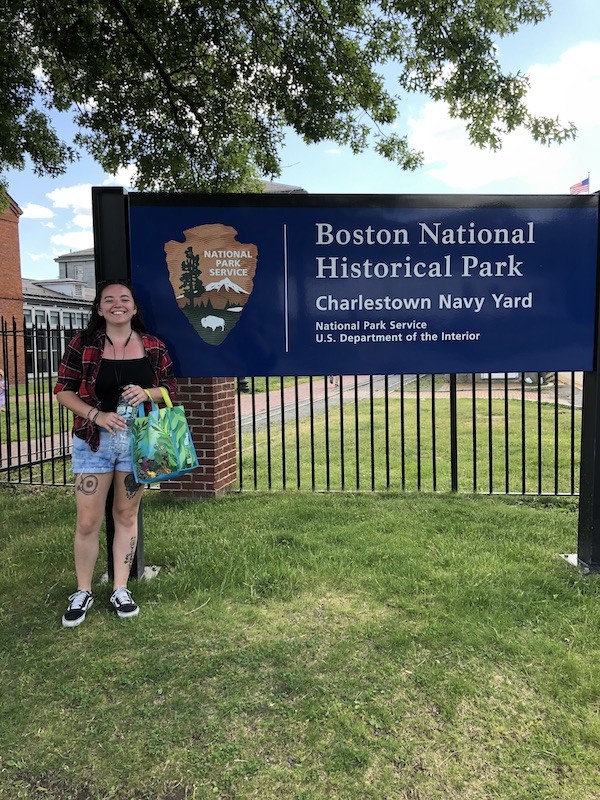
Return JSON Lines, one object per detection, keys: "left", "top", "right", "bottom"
{"left": 0, "top": 321, "right": 582, "bottom": 495}
{"left": 234, "top": 373, "right": 581, "bottom": 495}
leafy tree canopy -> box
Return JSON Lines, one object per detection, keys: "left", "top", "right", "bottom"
{"left": 0, "top": 0, "right": 575, "bottom": 196}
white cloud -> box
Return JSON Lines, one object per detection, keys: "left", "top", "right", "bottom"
{"left": 46, "top": 183, "right": 93, "bottom": 212}
{"left": 50, "top": 231, "right": 94, "bottom": 250}
{"left": 72, "top": 213, "right": 93, "bottom": 229}
{"left": 28, "top": 252, "right": 53, "bottom": 262}
{"left": 408, "top": 41, "right": 600, "bottom": 193}
{"left": 21, "top": 262, "right": 61, "bottom": 281}
{"left": 325, "top": 148, "right": 342, "bottom": 156}
{"left": 525, "top": 42, "right": 600, "bottom": 127}
{"left": 103, "top": 165, "right": 137, "bottom": 188}
{"left": 21, "top": 202, "right": 54, "bottom": 219}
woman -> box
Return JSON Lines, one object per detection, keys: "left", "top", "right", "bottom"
{"left": 55, "top": 280, "right": 176, "bottom": 627}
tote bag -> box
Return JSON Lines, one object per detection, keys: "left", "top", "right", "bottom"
{"left": 131, "top": 387, "right": 199, "bottom": 484}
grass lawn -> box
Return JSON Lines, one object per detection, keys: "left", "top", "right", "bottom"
{"left": 1, "top": 487, "right": 599, "bottom": 799}
{"left": 239, "top": 393, "right": 580, "bottom": 494}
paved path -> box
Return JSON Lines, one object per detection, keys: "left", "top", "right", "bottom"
{"left": 235, "top": 373, "right": 581, "bottom": 432}
{"left": 235, "top": 376, "right": 396, "bottom": 432}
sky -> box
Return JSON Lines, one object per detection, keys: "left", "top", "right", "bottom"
{"left": 5, "top": 0, "right": 600, "bottom": 281}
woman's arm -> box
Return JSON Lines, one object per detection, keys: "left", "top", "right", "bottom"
{"left": 55, "top": 390, "right": 98, "bottom": 421}
{"left": 56, "top": 389, "right": 130, "bottom": 433}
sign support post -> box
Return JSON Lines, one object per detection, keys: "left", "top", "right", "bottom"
{"left": 576, "top": 370, "right": 600, "bottom": 572}
{"left": 577, "top": 228, "right": 600, "bottom": 573}
{"left": 91, "top": 186, "right": 146, "bottom": 581}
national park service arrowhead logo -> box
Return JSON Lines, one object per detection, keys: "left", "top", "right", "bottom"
{"left": 164, "top": 224, "right": 258, "bottom": 345}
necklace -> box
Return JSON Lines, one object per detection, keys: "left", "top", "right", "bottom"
{"left": 105, "top": 331, "right": 133, "bottom": 390}
{"left": 105, "top": 331, "right": 133, "bottom": 353}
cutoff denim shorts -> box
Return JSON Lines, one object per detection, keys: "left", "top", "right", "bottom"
{"left": 71, "top": 429, "right": 133, "bottom": 474}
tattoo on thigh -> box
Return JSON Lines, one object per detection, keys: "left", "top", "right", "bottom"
{"left": 77, "top": 475, "right": 99, "bottom": 495}
{"left": 124, "top": 472, "right": 141, "bottom": 499}
{"left": 124, "top": 536, "right": 137, "bottom": 565}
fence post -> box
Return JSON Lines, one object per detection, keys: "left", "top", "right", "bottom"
{"left": 449, "top": 374, "right": 458, "bottom": 491}
{"left": 91, "top": 186, "right": 145, "bottom": 581}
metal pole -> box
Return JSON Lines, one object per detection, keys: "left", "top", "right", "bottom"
{"left": 449, "top": 373, "right": 458, "bottom": 491}
{"left": 577, "top": 199, "right": 600, "bottom": 573}
{"left": 577, "top": 371, "right": 600, "bottom": 572}
{"left": 91, "top": 186, "right": 145, "bottom": 581}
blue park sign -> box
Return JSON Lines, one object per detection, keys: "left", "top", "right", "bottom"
{"left": 128, "top": 193, "right": 599, "bottom": 377}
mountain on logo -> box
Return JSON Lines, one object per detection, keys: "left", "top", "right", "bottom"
{"left": 204, "top": 278, "right": 250, "bottom": 294}
{"left": 164, "top": 223, "right": 258, "bottom": 347}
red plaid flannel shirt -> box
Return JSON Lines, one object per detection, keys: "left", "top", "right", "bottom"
{"left": 54, "top": 330, "right": 177, "bottom": 451}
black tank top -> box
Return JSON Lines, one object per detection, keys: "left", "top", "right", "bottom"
{"left": 96, "top": 357, "right": 155, "bottom": 412}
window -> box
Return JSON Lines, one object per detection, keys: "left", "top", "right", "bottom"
{"left": 33, "top": 327, "right": 49, "bottom": 373}
{"left": 50, "top": 329, "right": 61, "bottom": 373}
{"left": 24, "top": 328, "right": 34, "bottom": 375}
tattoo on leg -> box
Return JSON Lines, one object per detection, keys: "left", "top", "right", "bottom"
{"left": 124, "top": 472, "right": 141, "bottom": 499}
{"left": 77, "top": 475, "right": 99, "bottom": 495}
{"left": 124, "top": 536, "right": 137, "bottom": 565}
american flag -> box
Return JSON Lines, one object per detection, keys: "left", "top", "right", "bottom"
{"left": 570, "top": 177, "right": 590, "bottom": 195}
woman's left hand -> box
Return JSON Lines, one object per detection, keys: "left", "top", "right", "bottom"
{"left": 121, "top": 384, "right": 147, "bottom": 407}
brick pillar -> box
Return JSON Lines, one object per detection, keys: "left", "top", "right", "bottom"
{"left": 161, "top": 377, "right": 237, "bottom": 497}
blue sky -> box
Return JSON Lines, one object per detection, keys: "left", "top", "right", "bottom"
{"left": 6, "top": 0, "right": 600, "bottom": 281}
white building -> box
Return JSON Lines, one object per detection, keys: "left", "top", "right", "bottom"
{"left": 55, "top": 247, "right": 96, "bottom": 288}
{"left": 22, "top": 278, "right": 94, "bottom": 376}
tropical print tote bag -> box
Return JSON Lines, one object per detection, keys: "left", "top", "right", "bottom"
{"left": 131, "top": 387, "right": 199, "bottom": 484}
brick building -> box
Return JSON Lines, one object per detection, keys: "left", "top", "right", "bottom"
{"left": 0, "top": 194, "right": 24, "bottom": 321}
{"left": 0, "top": 195, "right": 26, "bottom": 382}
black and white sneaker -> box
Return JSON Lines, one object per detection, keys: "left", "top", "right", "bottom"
{"left": 110, "top": 586, "right": 139, "bottom": 618}
{"left": 62, "top": 590, "right": 94, "bottom": 628}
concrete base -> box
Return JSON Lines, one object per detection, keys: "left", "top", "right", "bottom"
{"left": 100, "top": 565, "right": 162, "bottom": 583}
{"left": 559, "top": 553, "right": 591, "bottom": 575}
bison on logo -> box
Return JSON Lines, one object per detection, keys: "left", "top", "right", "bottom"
{"left": 164, "top": 224, "right": 258, "bottom": 345}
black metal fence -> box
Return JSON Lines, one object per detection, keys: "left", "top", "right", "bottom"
{"left": 0, "top": 319, "right": 75, "bottom": 485}
{"left": 234, "top": 373, "right": 581, "bottom": 495}
{"left": 0, "top": 321, "right": 583, "bottom": 495}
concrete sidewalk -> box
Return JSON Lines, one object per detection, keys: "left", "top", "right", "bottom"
{"left": 235, "top": 376, "right": 378, "bottom": 432}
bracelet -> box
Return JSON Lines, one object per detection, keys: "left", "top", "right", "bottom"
{"left": 90, "top": 409, "right": 101, "bottom": 425}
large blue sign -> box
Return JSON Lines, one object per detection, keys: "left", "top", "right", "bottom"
{"left": 128, "top": 194, "right": 598, "bottom": 377}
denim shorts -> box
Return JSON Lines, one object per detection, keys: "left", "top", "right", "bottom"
{"left": 71, "top": 429, "right": 133, "bottom": 474}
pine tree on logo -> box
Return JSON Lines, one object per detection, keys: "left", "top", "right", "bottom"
{"left": 179, "top": 246, "right": 204, "bottom": 306}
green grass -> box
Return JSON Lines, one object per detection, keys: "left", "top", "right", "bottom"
{"left": 1, "top": 486, "right": 599, "bottom": 799}
{"left": 0, "top": 377, "right": 66, "bottom": 443}
{"left": 240, "top": 394, "right": 580, "bottom": 495}
{"left": 241, "top": 376, "right": 311, "bottom": 394}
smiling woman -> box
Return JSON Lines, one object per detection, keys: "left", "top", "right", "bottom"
{"left": 53, "top": 280, "right": 177, "bottom": 628}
